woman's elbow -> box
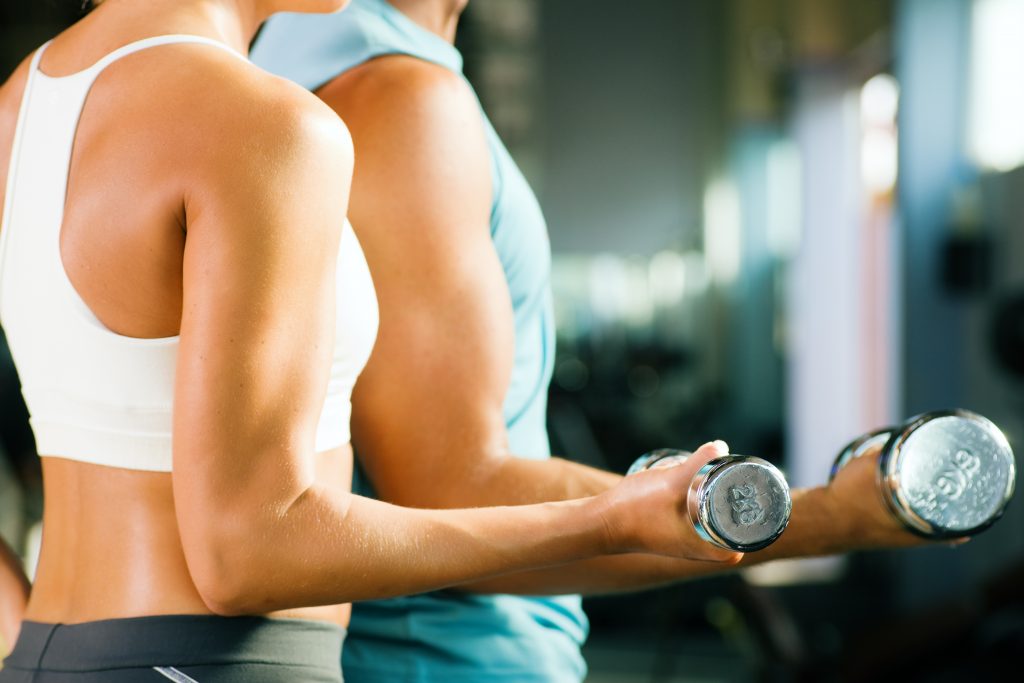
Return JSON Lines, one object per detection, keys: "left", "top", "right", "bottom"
{"left": 180, "top": 515, "right": 272, "bottom": 616}
{"left": 191, "top": 563, "right": 254, "bottom": 616}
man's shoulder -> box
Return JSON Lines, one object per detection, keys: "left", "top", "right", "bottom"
{"left": 320, "top": 54, "right": 480, "bottom": 135}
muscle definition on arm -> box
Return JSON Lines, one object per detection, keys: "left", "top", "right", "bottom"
{"left": 315, "top": 56, "right": 923, "bottom": 597}
{"left": 323, "top": 56, "right": 621, "bottom": 510}
{"left": 168, "top": 62, "right": 738, "bottom": 617}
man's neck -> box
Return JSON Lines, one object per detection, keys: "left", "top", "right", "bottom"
{"left": 387, "top": 0, "right": 467, "bottom": 44}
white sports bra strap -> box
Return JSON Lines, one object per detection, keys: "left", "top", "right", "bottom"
{"left": 81, "top": 34, "right": 246, "bottom": 77}
{"left": 0, "top": 44, "right": 48, "bottom": 303}
{"left": 1, "top": 34, "right": 243, "bottom": 291}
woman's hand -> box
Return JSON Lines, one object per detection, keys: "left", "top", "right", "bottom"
{"left": 597, "top": 441, "right": 744, "bottom": 564}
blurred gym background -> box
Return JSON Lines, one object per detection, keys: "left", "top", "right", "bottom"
{"left": 2, "top": 0, "right": 1022, "bottom": 680}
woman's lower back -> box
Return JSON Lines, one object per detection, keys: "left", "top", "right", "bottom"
{"left": 26, "top": 448, "right": 352, "bottom": 627}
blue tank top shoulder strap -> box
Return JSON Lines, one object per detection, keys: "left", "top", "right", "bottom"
{"left": 251, "top": 0, "right": 461, "bottom": 90}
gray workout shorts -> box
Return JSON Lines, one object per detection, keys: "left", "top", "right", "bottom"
{"left": 0, "top": 615, "right": 344, "bottom": 682}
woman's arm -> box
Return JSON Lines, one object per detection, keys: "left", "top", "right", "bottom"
{"left": 0, "top": 537, "right": 29, "bottom": 655}
{"left": 170, "top": 74, "right": 740, "bottom": 617}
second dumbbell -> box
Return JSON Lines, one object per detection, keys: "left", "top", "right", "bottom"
{"left": 830, "top": 409, "right": 1017, "bottom": 539}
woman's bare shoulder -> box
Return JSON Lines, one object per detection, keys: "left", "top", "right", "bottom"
{"left": 166, "top": 45, "right": 353, "bottom": 171}
{"left": 84, "top": 43, "right": 354, "bottom": 199}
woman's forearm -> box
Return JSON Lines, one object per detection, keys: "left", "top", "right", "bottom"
{"left": 460, "top": 487, "right": 841, "bottom": 595}
{"left": 182, "top": 444, "right": 740, "bottom": 615}
{"left": 195, "top": 490, "right": 608, "bottom": 614}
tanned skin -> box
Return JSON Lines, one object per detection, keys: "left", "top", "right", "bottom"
{"left": 311, "top": 0, "right": 931, "bottom": 599}
{"left": 0, "top": 0, "right": 742, "bottom": 653}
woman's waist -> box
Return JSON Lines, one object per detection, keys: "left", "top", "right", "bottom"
{"left": 26, "top": 450, "right": 353, "bottom": 627}
{"left": 26, "top": 576, "right": 352, "bottom": 629}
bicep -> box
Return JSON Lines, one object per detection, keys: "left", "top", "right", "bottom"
{"left": 351, "top": 219, "right": 515, "bottom": 506}
{"left": 172, "top": 108, "right": 352, "bottom": 550}
{"left": 330, "top": 65, "right": 515, "bottom": 506}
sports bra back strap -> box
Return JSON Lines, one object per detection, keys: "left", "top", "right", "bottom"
{"left": 0, "top": 43, "right": 50, "bottom": 304}
{"left": 28, "top": 40, "right": 49, "bottom": 72}
{"left": 29, "top": 34, "right": 245, "bottom": 82}
{"left": 1, "top": 35, "right": 244, "bottom": 306}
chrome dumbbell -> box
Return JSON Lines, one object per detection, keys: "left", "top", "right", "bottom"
{"left": 628, "top": 449, "right": 792, "bottom": 551}
{"left": 831, "top": 409, "right": 1017, "bottom": 538}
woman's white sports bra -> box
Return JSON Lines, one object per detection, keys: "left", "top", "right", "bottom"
{"left": 0, "top": 35, "right": 378, "bottom": 471}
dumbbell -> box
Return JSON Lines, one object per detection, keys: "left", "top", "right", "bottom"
{"left": 830, "top": 409, "right": 1017, "bottom": 538}
{"left": 628, "top": 449, "right": 792, "bottom": 551}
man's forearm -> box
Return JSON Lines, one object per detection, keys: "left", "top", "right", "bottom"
{"left": 460, "top": 486, "right": 843, "bottom": 595}
{"left": 488, "top": 456, "right": 623, "bottom": 505}
{"left": 408, "top": 453, "right": 623, "bottom": 511}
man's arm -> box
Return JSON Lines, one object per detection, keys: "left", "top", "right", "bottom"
{"left": 318, "top": 57, "right": 924, "bottom": 596}
{"left": 465, "top": 448, "right": 930, "bottom": 594}
{"left": 321, "top": 56, "right": 621, "bottom": 510}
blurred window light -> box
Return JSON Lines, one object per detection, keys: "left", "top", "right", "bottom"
{"left": 588, "top": 255, "right": 654, "bottom": 328}
{"left": 766, "top": 140, "right": 803, "bottom": 258}
{"left": 860, "top": 74, "right": 899, "bottom": 195}
{"left": 623, "top": 259, "right": 654, "bottom": 329}
{"left": 648, "top": 250, "right": 687, "bottom": 308}
{"left": 551, "top": 256, "right": 594, "bottom": 342}
{"left": 743, "top": 556, "right": 846, "bottom": 587}
{"left": 968, "top": 0, "right": 1024, "bottom": 172}
{"left": 703, "top": 177, "right": 742, "bottom": 284}
{"left": 588, "top": 254, "right": 630, "bottom": 324}
{"left": 860, "top": 74, "right": 899, "bottom": 127}
{"left": 682, "top": 250, "right": 710, "bottom": 297}
{"left": 861, "top": 129, "right": 899, "bottom": 194}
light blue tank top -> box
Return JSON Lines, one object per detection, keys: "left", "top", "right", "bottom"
{"left": 252, "top": 3, "right": 588, "bottom": 681}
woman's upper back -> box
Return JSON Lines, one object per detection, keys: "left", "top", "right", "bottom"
{"left": 0, "top": 25, "right": 378, "bottom": 472}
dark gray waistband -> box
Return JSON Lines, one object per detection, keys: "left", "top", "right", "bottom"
{"left": 5, "top": 615, "right": 344, "bottom": 672}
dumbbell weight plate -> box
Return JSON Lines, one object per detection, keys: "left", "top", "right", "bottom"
{"left": 691, "top": 456, "right": 792, "bottom": 551}
{"left": 881, "top": 410, "right": 1016, "bottom": 538}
